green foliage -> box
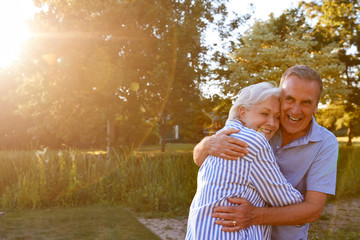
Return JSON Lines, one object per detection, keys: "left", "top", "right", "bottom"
{"left": 200, "top": 95, "right": 232, "bottom": 134}
{"left": 7, "top": 0, "right": 242, "bottom": 149}
{"left": 316, "top": 103, "right": 360, "bottom": 145}
{"left": 225, "top": 8, "right": 345, "bottom": 102}
{"left": 0, "top": 147, "right": 198, "bottom": 216}
{"left": 303, "top": 0, "right": 360, "bottom": 144}
{"left": 0, "top": 68, "right": 32, "bottom": 148}
{"left": 316, "top": 104, "right": 347, "bottom": 131}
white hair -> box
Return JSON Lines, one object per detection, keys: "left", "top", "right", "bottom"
{"left": 228, "top": 82, "right": 281, "bottom": 120}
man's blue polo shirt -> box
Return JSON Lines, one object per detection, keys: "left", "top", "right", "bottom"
{"left": 269, "top": 117, "right": 338, "bottom": 240}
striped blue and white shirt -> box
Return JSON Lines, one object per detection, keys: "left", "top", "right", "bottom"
{"left": 186, "top": 120, "right": 304, "bottom": 240}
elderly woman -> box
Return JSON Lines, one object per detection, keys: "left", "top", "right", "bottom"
{"left": 186, "top": 82, "right": 303, "bottom": 240}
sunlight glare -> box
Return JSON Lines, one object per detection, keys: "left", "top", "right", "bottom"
{"left": 0, "top": 0, "right": 37, "bottom": 68}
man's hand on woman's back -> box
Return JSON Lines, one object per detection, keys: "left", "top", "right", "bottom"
{"left": 193, "top": 128, "right": 249, "bottom": 166}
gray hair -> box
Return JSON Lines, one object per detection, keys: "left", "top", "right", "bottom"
{"left": 280, "top": 65, "right": 322, "bottom": 101}
{"left": 228, "top": 82, "right": 281, "bottom": 120}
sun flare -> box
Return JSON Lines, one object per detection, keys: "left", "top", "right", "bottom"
{"left": 0, "top": 0, "right": 36, "bottom": 68}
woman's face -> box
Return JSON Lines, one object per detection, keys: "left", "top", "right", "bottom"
{"left": 239, "top": 96, "right": 280, "bottom": 140}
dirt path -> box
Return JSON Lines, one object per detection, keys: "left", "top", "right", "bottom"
{"left": 310, "top": 197, "right": 360, "bottom": 234}
{"left": 138, "top": 197, "right": 360, "bottom": 240}
{"left": 137, "top": 217, "right": 187, "bottom": 240}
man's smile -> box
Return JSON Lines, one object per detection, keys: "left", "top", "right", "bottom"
{"left": 288, "top": 115, "right": 302, "bottom": 122}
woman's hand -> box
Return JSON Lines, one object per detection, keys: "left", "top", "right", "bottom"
{"left": 212, "top": 197, "right": 257, "bottom": 232}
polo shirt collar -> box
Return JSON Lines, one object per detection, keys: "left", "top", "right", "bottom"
{"left": 306, "top": 116, "right": 323, "bottom": 142}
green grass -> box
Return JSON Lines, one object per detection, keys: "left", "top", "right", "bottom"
{"left": 331, "top": 146, "right": 360, "bottom": 200}
{"left": 0, "top": 205, "right": 160, "bottom": 240}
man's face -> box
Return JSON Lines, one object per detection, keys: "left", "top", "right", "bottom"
{"left": 280, "top": 76, "right": 320, "bottom": 138}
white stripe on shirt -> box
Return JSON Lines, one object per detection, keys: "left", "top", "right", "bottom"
{"left": 186, "top": 120, "right": 303, "bottom": 240}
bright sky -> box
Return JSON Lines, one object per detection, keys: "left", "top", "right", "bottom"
{"left": 205, "top": 0, "right": 305, "bottom": 50}
{"left": 225, "top": 0, "right": 305, "bottom": 37}
{"left": 228, "top": 0, "right": 302, "bottom": 22}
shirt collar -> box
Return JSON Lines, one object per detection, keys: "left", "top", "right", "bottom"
{"left": 271, "top": 116, "right": 322, "bottom": 148}
{"left": 306, "top": 116, "right": 323, "bottom": 142}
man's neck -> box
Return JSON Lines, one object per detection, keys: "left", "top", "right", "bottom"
{"left": 281, "top": 122, "right": 312, "bottom": 147}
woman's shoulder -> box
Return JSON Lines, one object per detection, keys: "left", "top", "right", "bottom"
{"left": 239, "top": 129, "right": 270, "bottom": 148}
{"left": 222, "top": 119, "right": 243, "bottom": 131}
{"left": 224, "top": 120, "right": 271, "bottom": 149}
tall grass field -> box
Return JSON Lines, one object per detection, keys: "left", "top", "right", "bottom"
{"left": 0, "top": 144, "right": 359, "bottom": 215}
{"left": 0, "top": 146, "right": 198, "bottom": 215}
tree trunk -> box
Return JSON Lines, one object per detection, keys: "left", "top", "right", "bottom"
{"left": 160, "top": 116, "right": 166, "bottom": 153}
{"left": 107, "top": 118, "right": 115, "bottom": 156}
{"left": 346, "top": 125, "right": 352, "bottom": 146}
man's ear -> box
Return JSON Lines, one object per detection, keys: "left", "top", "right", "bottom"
{"left": 313, "top": 104, "right": 318, "bottom": 115}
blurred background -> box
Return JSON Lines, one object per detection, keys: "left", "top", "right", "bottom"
{"left": 1, "top": 0, "right": 359, "bottom": 152}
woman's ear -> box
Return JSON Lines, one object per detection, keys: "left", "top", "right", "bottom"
{"left": 238, "top": 106, "right": 246, "bottom": 121}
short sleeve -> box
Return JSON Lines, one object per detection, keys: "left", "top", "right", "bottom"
{"left": 306, "top": 138, "right": 338, "bottom": 195}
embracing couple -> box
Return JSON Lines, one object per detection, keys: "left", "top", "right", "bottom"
{"left": 186, "top": 65, "right": 338, "bottom": 240}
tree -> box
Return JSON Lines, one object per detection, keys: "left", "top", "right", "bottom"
{"left": 200, "top": 94, "right": 232, "bottom": 134}
{"left": 224, "top": 8, "right": 345, "bottom": 105}
{"left": 13, "top": 0, "right": 243, "bottom": 150}
{"left": 316, "top": 102, "right": 360, "bottom": 145}
{"left": 303, "top": 0, "right": 360, "bottom": 145}
{"left": 0, "top": 67, "right": 32, "bottom": 148}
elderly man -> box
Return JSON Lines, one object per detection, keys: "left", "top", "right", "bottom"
{"left": 193, "top": 65, "right": 338, "bottom": 239}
